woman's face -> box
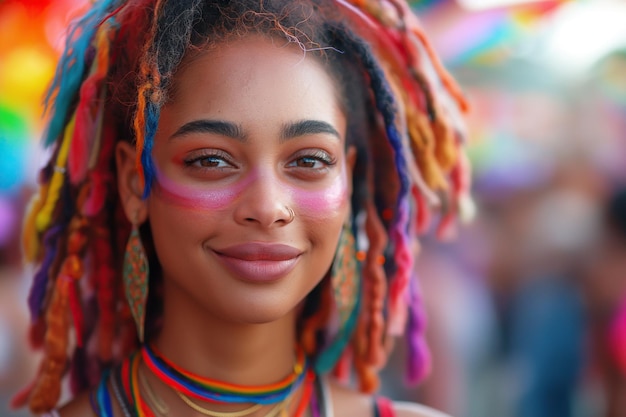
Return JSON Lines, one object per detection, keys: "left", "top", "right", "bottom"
{"left": 145, "top": 36, "right": 352, "bottom": 324}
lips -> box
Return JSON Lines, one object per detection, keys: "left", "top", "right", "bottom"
{"left": 213, "top": 243, "right": 302, "bottom": 283}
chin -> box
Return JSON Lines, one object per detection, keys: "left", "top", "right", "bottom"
{"left": 241, "top": 312, "right": 288, "bottom": 325}
{"left": 228, "top": 302, "right": 297, "bottom": 325}
{"left": 193, "top": 286, "right": 303, "bottom": 325}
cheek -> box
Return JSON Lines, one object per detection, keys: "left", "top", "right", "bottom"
{"left": 153, "top": 170, "right": 249, "bottom": 211}
{"left": 291, "top": 173, "right": 350, "bottom": 220}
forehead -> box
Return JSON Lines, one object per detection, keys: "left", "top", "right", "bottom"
{"left": 156, "top": 35, "right": 346, "bottom": 140}
{"left": 172, "top": 34, "right": 339, "bottom": 99}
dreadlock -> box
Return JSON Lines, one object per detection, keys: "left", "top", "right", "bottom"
{"left": 16, "top": 0, "right": 470, "bottom": 413}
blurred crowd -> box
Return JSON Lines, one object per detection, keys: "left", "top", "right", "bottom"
{"left": 1, "top": 1, "right": 626, "bottom": 417}
{"left": 380, "top": 3, "right": 626, "bottom": 414}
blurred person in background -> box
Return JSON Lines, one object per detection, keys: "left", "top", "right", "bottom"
{"left": 584, "top": 187, "right": 626, "bottom": 417}
{"left": 508, "top": 169, "right": 600, "bottom": 417}
{"left": 0, "top": 266, "right": 36, "bottom": 417}
{"left": 573, "top": 48, "right": 626, "bottom": 417}
{"left": 0, "top": 189, "right": 39, "bottom": 417}
{"left": 464, "top": 172, "right": 595, "bottom": 417}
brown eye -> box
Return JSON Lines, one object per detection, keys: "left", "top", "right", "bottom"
{"left": 183, "top": 151, "right": 235, "bottom": 169}
{"left": 287, "top": 150, "right": 335, "bottom": 170}
{"left": 295, "top": 157, "right": 320, "bottom": 168}
{"left": 198, "top": 156, "right": 228, "bottom": 168}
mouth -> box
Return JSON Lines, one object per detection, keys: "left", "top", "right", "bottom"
{"left": 212, "top": 243, "right": 302, "bottom": 283}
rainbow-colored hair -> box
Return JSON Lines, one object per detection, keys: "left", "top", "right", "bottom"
{"left": 16, "top": 0, "right": 471, "bottom": 413}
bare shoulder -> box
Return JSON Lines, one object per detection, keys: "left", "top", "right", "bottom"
{"left": 393, "top": 401, "right": 452, "bottom": 417}
{"left": 56, "top": 391, "right": 97, "bottom": 417}
{"left": 326, "top": 379, "right": 451, "bottom": 417}
{"left": 327, "top": 378, "right": 374, "bottom": 416}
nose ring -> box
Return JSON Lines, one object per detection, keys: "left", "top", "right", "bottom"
{"left": 286, "top": 207, "right": 295, "bottom": 223}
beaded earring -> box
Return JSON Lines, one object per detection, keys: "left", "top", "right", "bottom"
{"left": 123, "top": 219, "right": 149, "bottom": 343}
{"left": 315, "top": 221, "right": 361, "bottom": 373}
{"left": 332, "top": 222, "right": 360, "bottom": 327}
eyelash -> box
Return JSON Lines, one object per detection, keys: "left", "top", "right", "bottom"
{"left": 289, "top": 150, "right": 336, "bottom": 169}
{"left": 181, "top": 149, "right": 337, "bottom": 173}
{"left": 183, "top": 150, "right": 234, "bottom": 169}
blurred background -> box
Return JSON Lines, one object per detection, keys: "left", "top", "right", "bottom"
{"left": 1, "top": 0, "right": 626, "bottom": 416}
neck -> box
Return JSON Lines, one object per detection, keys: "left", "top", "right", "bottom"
{"left": 153, "top": 279, "right": 299, "bottom": 386}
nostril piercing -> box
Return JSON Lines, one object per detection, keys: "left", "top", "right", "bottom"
{"left": 286, "top": 207, "right": 295, "bottom": 222}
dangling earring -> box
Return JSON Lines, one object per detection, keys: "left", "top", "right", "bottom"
{"left": 315, "top": 221, "right": 362, "bottom": 373}
{"left": 332, "top": 222, "right": 360, "bottom": 326}
{"left": 123, "top": 218, "right": 149, "bottom": 343}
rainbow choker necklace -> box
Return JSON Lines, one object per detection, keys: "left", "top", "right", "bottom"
{"left": 141, "top": 344, "right": 308, "bottom": 405}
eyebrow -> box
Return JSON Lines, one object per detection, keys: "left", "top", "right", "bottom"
{"left": 169, "top": 119, "right": 341, "bottom": 142}
{"left": 170, "top": 120, "right": 246, "bottom": 142}
{"left": 280, "top": 120, "right": 341, "bottom": 142}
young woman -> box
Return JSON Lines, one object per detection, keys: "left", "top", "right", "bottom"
{"left": 16, "top": 1, "right": 470, "bottom": 416}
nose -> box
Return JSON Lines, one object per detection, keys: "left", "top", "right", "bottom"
{"left": 234, "top": 170, "right": 294, "bottom": 228}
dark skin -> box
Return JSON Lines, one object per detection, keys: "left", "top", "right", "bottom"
{"left": 59, "top": 36, "right": 446, "bottom": 417}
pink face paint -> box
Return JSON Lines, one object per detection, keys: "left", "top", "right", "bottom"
{"left": 154, "top": 166, "right": 349, "bottom": 217}
{"left": 153, "top": 168, "right": 250, "bottom": 211}
{"left": 290, "top": 169, "right": 349, "bottom": 219}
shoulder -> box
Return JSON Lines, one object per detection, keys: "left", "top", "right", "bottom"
{"left": 393, "top": 401, "right": 452, "bottom": 417}
{"left": 326, "top": 378, "right": 374, "bottom": 416}
{"left": 55, "top": 391, "right": 98, "bottom": 417}
{"left": 326, "top": 378, "right": 452, "bottom": 417}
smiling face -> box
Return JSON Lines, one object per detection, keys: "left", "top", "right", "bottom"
{"left": 121, "top": 36, "right": 353, "bottom": 325}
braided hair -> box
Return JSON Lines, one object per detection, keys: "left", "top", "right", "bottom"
{"left": 16, "top": 0, "right": 470, "bottom": 413}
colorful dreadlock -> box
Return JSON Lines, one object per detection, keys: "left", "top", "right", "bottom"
{"left": 307, "top": 0, "right": 470, "bottom": 388}
{"left": 18, "top": 0, "right": 470, "bottom": 413}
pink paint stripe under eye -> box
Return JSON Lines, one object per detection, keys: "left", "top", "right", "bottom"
{"left": 290, "top": 172, "right": 349, "bottom": 216}
{"left": 153, "top": 168, "right": 348, "bottom": 214}
{"left": 154, "top": 169, "right": 245, "bottom": 210}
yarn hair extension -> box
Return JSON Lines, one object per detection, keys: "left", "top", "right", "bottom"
{"left": 17, "top": 0, "right": 471, "bottom": 413}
